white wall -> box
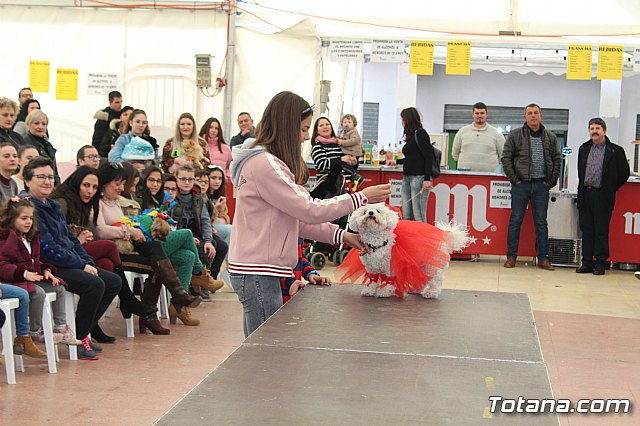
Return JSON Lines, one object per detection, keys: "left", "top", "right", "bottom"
{"left": 362, "top": 62, "right": 400, "bottom": 147}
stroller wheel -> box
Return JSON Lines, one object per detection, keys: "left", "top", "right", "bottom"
{"left": 303, "top": 246, "right": 311, "bottom": 258}
{"left": 309, "top": 252, "right": 326, "bottom": 271}
{"left": 334, "top": 249, "right": 349, "bottom": 266}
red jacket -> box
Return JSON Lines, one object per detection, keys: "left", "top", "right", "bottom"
{"left": 0, "top": 229, "right": 57, "bottom": 293}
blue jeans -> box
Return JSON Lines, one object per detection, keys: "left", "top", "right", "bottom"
{"left": 401, "top": 175, "right": 430, "bottom": 222}
{"left": 230, "top": 274, "right": 282, "bottom": 337}
{"left": 507, "top": 181, "right": 550, "bottom": 260}
{"left": 1, "top": 284, "right": 30, "bottom": 336}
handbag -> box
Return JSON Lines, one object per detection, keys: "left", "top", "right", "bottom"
{"left": 414, "top": 130, "right": 441, "bottom": 178}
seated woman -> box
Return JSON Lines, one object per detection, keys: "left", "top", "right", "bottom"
{"left": 134, "top": 166, "right": 219, "bottom": 324}
{"left": 23, "top": 110, "right": 60, "bottom": 185}
{"left": 25, "top": 157, "right": 122, "bottom": 360}
{"left": 14, "top": 98, "right": 41, "bottom": 138}
{"left": 12, "top": 144, "right": 39, "bottom": 193}
{"left": 108, "top": 109, "right": 158, "bottom": 164}
{"left": 310, "top": 117, "right": 357, "bottom": 198}
{"left": 94, "top": 162, "right": 202, "bottom": 335}
{"left": 204, "top": 165, "right": 232, "bottom": 246}
{"left": 49, "top": 166, "right": 158, "bottom": 342}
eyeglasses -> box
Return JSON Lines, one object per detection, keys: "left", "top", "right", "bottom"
{"left": 165, "top": 187, "right": 178, "bottom": 193}
{"left": 177, "top": 177, "right": 195, "bottom": 183}
{"left": 196, "top": 179, "right": 208, "bottom": 185}
{"left": 301, "top": 104, "right": 315, "bottom": 116}
{"left": 83, "top": 155, "right": 100, "bottom": 160}
{"left": 33, "top": 174, "right": 55, "bottom": 182}
{"left": 147, "top": 178, "right": 163, "bottom": 185}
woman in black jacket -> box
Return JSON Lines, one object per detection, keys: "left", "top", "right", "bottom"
{"left": 400, "top": 107, "right": 433, "bottom": 223}
{"left": 23, "top": 110, "right": 60, "bottom": 185}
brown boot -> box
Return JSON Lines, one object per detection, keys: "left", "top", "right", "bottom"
{"left": 14, "top": 335, "right": 47, "bottom": 358}
{"left": 139, "top": 315, "right": 170, "bottom": 335}
{"left": 169, "top": 304, "right": 200, "bottom": 326}
{"left": 191, "top": 268, "right": 224, "bottom": 293}
{"left": 152, "top": 259, "right": 202, "bottom": 308}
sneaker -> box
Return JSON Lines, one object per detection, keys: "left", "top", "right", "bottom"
{"left": 31, "top": 328, "right": 63, "bottom": 344}
{"left": 89, "top": 340, "right": 103, "bottom": 353}
{"left": 54, "top": 325, "right": 82, "bottom": 346}
{"left": 200, "top": 289, "right": 213, "bottom": 302}
{"left": 78, "top": 337, "right": 99, "bottom": 360}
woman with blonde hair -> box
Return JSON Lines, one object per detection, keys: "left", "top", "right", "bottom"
{"left": 161, "top": 112, "right": 210, "bottom": 172}
{"left": 24, "top": 110, "right": 59, "bottom": 184}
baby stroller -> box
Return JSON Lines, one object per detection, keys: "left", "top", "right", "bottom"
{"left": 303, "top": 163, "right": 357, "bottom": 270}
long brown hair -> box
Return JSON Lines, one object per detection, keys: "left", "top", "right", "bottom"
{"left": 400, "top": 107, "right": 423, "bottom": 138}
{"left": 199, "top": 117, "right": 227, "bottom": 153}
{"left": 254, "top": 91, "right": 313, "bottom": 185}
{"left": 0, "top": 198, "right": 38, "bottom": 241}
{"left": 171, "top": 112, "right": 198, "bottom": 152}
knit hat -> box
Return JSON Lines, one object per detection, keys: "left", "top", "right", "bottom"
{"left": 122, "top": 136, "right": 155, "bottom": 161}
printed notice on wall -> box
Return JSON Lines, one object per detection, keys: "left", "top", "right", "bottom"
{"left": 371, "top": 39, "right": 405, "bottom": 63}
{"left": 329, "top": 40, "right": 364, "bottom": 62}
{"left": 87, "top": 73, "right": 119, "bottom": 95}
{"left": 29, "top": 60, "right": 50, "bottom": 92}
{"left": 597, "top": 45, "right": 623, "bottom": 80}
{"left": 490, "top": 181, "right": 511, "bottom": 208}
{"left": 389, "top": 179, "right": 402, "bottom": 206}
{"left": 567, "top": 45, "right": 592, "bottom": 80}
{"left": 633, "top": 48, "right": 640, "bottom": 72}
{"left": 56, "top": 68, "right": 79, "bottom": 101}
{"left": 446, "top": 41, "right": 471, "bottom": 75}
{"left": 409, "top": 41, "right": 434, "bottom": 75}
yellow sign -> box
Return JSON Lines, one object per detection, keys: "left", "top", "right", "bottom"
{"left": 597, "top": 45, "right": 624, "bottom": 80}
{"left": 29, "top": 60, "right": 50, "bottom": 92}
{"left": 446, "top": 41, "right": 471, "bottom": 75}
{"left": 409, "top": 41, "right": 434, "bottom": 75}
{"left": 56, "top": 68, "right": 79, "bottom": 101}
{"left": 567, "top": 45, "right": 592, "bottom": 80}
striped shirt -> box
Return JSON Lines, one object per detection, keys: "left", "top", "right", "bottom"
{"left": 311, "top": 142, "right": 352, "bottom": 180}
{"left": 584, "top": 141, "right": 606, "bottom": 188}
{"left": 529, "top": 131, "right": 546, "bottom": 179}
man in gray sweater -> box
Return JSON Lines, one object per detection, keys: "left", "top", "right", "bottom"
{"left": 452, "top": 102, "right": 505, "bottom": 172}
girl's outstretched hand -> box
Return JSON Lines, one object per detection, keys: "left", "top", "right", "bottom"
{"left": 361, "top": 184, "right": 391, "bottom": 204}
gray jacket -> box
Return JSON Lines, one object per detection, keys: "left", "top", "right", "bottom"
{"left": 501, "top": 123, "right": 561, "bottom": 187}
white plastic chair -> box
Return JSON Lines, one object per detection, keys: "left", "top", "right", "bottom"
{"left": 123, "top": 271, "right": 169, "bottom": 337}
{"left": 0, "top": 298, "right": 21, "bottom": 384}
{"left": 42, "top": 292, "right": 58, "bottom": 374}
{"left": 63, "top": 292, "right": 78, "bottom": 361}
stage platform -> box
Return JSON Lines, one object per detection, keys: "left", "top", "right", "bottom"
{"left": 158, "top": 286, "right": 558, "bottom": 425}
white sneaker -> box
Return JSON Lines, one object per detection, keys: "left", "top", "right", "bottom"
{"left": 54, "top": 325, "right": 82, "bottom": 346}
{"left": 635, "top": 271, "right": 640, "bottom": 281}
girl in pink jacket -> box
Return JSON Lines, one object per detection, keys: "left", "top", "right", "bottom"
{"left": 228, "top": 91, "right": 390, "bottom": 337}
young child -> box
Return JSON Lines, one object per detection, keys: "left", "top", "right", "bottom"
{"left": 0, "top": 282, "right": 45, "bottom": 358}
{"left": 169, "top": 166, "right": 227, "bottom": 297}
{"left": 0, "top": 197, "right": 79, "bottom": 349}
{"left": 338, "top": 114, "right": 365, "bottom": 188}
{"left": 280, "top": 239, "right": 331, "bottom": 304}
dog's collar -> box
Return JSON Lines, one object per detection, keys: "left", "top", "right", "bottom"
{"left": 366, "top": 240, "right": 388, "bottom": 253}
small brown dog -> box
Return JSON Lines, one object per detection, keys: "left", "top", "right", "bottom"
{"left": 181, "top": 139, "right": 207, "bottom": 169}
{"left": 150, "top": 217, "right": 171, "bottom": 241}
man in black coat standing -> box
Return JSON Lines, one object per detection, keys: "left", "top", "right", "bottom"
{"left": 576, "top": 117, "right": 630, "bottom": 275}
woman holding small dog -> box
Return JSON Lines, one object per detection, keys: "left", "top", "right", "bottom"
{"left": 229, "top": 91, "right": 391, "bottom": 337}
{"left": 93, "top": 162, "right": 202, "bottom": 334}
{"left": 161, "top": 113, "right": 210, "bottom": 173}
{"left": 400, "top": 107, "right": 434, "bottom": 223}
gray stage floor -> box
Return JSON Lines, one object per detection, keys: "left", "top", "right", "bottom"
{"left": 158, "top": 286, "right": 558, "bottom": 425}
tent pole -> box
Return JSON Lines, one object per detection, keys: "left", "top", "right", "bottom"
{"left": 223, "top": 0, "right": 237, "bottom": 142}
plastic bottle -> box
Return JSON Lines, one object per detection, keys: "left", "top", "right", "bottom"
{"left": 396, "top": 140, "right": 404, "bottom": 161}
{"left": 364, "top": 140, "right": 372, "bottom": 164}
{"left": 385, "top": 144, "right": 394, "bottom": 166}
{"left": 372, "top": 140, "right": 380, "bottom": 167}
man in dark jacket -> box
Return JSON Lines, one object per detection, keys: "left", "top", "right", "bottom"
{"left": 91, "top": 90, "right": 123, "bottom": 149}
{"left": 576, "top": 118, "right": 630, "bottom": 275}
{"left": 229, "top": 112, "right": 255, "bottom": 148}
{"left": 501, "top": 104, "right": 562, "bottom": 270}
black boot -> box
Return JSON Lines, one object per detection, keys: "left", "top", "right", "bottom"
{"left": 118, "top": 284, "right": 158, "bottom": 319}
{"left": 91, "top": 324, "right": 116, "bottom": 344}
{"left": 152, "top": 259, "right": 201, "bottom": 308}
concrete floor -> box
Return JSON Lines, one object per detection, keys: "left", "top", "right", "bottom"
{"left": 1, "top": 255, "right": 639, "bottom": 425}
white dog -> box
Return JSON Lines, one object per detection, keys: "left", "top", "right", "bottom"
{"left": 338, "top": 204, "right": 470, "bottom": 299}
